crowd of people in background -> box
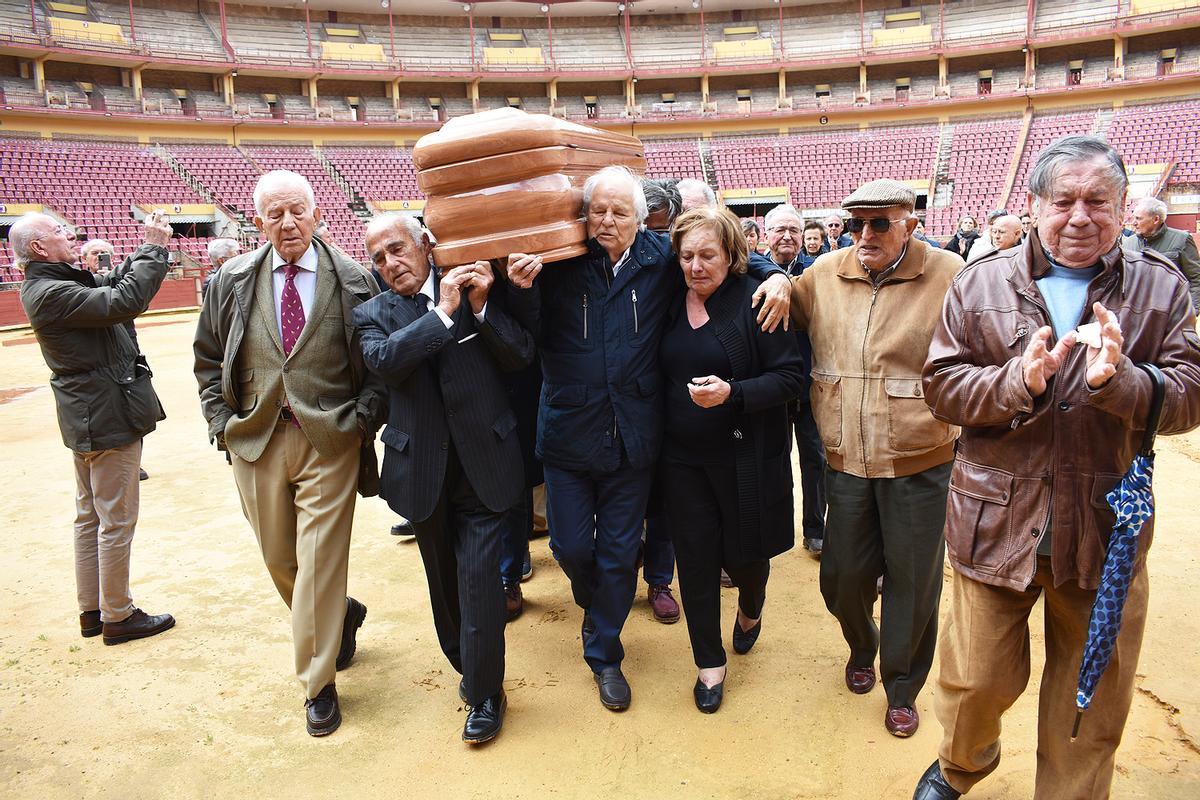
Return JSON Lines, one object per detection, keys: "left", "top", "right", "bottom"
{"left": 11, "top": 133, "right": 1200, "bottom": 800}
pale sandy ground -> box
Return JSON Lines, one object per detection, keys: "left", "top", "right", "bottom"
{"left": 0, "top": 311, "right": 1197, "bottom": 800}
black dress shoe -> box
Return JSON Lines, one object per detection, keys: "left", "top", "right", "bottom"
{"left": 79, "top": 610, "right": 102, "bottom": 638}
{"left": 693, "top": 678, "right": 724, "bottom": 713}
{"left": 463, "top": 691, "right": 506, "bottom": 744}
{"left": 912, "top": 760, "right": 960, "bottom": 799}
{"left": 390, "top": 521, "right": 415, "bottom": 537}
{"left": 732, "top": 617, "right": 762, "bottom": 655}
{"left": 138, "top": 468, "right": 149, "bottom": 481}
{"left": 594, "top": 667, "right": 631, "bottom": 711}
{"left": 803, "top": 537, "right": 823, "bottom": 557}
{"left": 305, "top": 684, "right": 341, "bottom": 737}
{"left": 458, "top": 678, "right": 467, "bottom": 703}
{"left": 101, "top": 608, "right": 175, "bottom": 645}
{"left": 336, "top": 597, "right": 367, "bottom": 671}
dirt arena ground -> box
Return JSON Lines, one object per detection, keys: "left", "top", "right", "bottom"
{"left": 0, "top": 310, "right": 1197, "bottom": 799}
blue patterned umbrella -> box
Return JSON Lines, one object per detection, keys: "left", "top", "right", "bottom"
{"left": 1071, "top": 363, "right": 1165, "bottom": 740}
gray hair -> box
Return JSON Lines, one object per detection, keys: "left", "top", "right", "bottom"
{"left": 9, "top": 212, "right": 58, "bottom": 266}
{"left": 1029, "top": 135, "right": 1128, "bottom": 200}
{"left": 583, "top": 166, "right": 648, "bottom": 224}
{"left": 675, "top": 178, "right": 717, "bottom": 207}
{"left": 1133, "top": 196, "right": 1168, "bottom": 222}
{"left": 641, "top": 178, "right": 682, "bottom": 221}
{"left": 764, "top": 204, "right": 803, "bottom": 231}
{"left": 207, "top": 237, "right": 240, "bottom": 264}
{"left": 253, "top": 170, "right": 317, "bottom": 217}
{"left": 365, "top": 212, "right": 428, "bottom": 251}
{"left": 80, "top": 239, "right": 114, "bottom": 259}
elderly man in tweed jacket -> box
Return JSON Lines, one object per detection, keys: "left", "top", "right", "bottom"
{"left": 194, "top": 170, "right": 385, "bottom": 737}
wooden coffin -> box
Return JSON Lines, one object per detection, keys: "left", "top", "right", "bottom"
{"left": 413, "top": 107, "right": 645, "bottom": 267}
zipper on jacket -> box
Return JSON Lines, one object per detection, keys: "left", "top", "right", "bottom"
{"left": 582, "top": 293, "right": 589, "bottom": 340}
{"left": 1007, "top": 324, "right": 1029, "bottom": 349}
{"left": 859, "top": 283, "right": 882, "bottom": 471}
{"left": 631, "top": 289, "right": 639, "bottom": 334}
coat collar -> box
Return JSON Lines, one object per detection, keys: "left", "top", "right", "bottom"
{"left": 22, "top": 260, "right": 95, "bottom": 285}
{"left": 835, "top": 237, "right": 927, "bottom": 283}
{"left": 1010, "top": 229, "right": 1124, "bottom": 301}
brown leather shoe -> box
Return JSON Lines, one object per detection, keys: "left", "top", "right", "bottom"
{"left": 79, "top": 610, "right": 102, "bottom": 638}
{"left": 305, "top": 684, "right": 341, "bottom": 736}
{"left": 101, "top": 608, "right": 175, "bottom": 645}
{"left": 844, "top": 661, "right": 876, "bottom": 694}
{"left": 885, "top": 704, "right": 919, "bottom": 737}
{"left": 504, "top": 582, "right": 523, "bottom": 622}
{"left": 648, "top": 584, "right": 680, "bottom": 623}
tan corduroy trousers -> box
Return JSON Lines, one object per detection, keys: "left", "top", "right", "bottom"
{"left": 72, "top": 439, "right": 141, "bottom": 623}
{"left": 935, "top": 556, "right": 1149, "bottom": 799}
{"left": 232, "top": 423, "right": 358, "bottom": 700}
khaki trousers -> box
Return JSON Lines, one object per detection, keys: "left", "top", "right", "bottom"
{"left": 232, "top": 423, "right": 358, "bottom": 700}
{"left": 936, "top": 556, "right": 1148, "bottom": 799}
{"left": 72, "top": 439, "right": 141, "bottom": 622}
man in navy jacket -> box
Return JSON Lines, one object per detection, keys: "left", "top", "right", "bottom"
{"left": 506, "top": 166, "right": 792, "bottom": 710}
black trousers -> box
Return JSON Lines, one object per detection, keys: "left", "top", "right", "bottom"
{"left": 661, "top": 460, "right": 770, "bottom": 670}
{"left": 412, "top": 447, "right": 506, "bottom": 706}
{"left": 791, "top": 400, "right": 827, "bottom": 541}
{"left": 820, "top": 462, "right": 951, "bottom": 707}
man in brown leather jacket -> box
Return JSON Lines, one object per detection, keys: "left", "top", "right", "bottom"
{"left": 914, "top": 136, "right": 1200, "bottom": 799}
{"left": 790, "top": 179, "right": 963, "bottom": 739}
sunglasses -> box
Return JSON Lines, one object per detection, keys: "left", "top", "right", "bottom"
{"left": 845, "top": 217, "right": 907, "bottom": 234}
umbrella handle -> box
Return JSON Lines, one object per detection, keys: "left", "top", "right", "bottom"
{"left": 1135, "top": 363, "right": 1165, "bottom": 457}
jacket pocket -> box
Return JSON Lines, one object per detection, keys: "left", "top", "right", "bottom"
{"left": 885, "top": 377, "right": 951, "bottom": 452}
{"left": 492, "top": 409, "right": 518, "bottom": 439}
{"left": 809, "top": 372, "right": 842, "bottom": 449}
{"left": 121, "top": 371, "right": 162, "bottom": 433}
{"left": 318, "top": 395, "right": 352, "bottom": 411}
{"left": 380, "top": 426, "right": 410, "bottom": 453}
{"left": 946, "top": 459, "right": 1015, "bottom": 571}
{"left": 546, "top": 384, "right": 587, "bottom": 407}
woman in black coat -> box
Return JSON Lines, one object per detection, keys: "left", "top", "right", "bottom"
{"left": 660, "top": 207, "right": 804, "bottom": 713}
{"left": 942, "top": 214, "right": 980, "bottom": 258}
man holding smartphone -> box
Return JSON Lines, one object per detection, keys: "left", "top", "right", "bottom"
{"left": 81, "top": 239, "right": 115, "bottom": 276}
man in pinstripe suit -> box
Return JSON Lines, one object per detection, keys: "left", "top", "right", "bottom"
{"left": 353, "top": 214, "right": 534, "bottom": 744}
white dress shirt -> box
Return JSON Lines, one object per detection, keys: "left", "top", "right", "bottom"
{"left": 415, "top": 270, "right": 487, "bottom": 342}
{"left": 271, "top": 243, "right": 318, "bottom": 340}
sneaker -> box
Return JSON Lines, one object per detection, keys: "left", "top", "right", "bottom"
{"left": 520, "top": 548, "right": 533, "bottom": 582}
{"left": 504, "top": 582, "right": 523, "bottom": 622}
{"left": 648, "top": 584, "right": 680, "bottom": 624}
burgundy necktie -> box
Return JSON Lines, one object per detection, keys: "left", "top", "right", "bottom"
{"left": 280, "top": 264, "right": 306, "bottom": 356}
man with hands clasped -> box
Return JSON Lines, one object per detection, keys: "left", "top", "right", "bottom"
{"left": 915, "top": 136, "right": 1200, "bottom": 800}
{"left": 353, "top": 214, "right": 534, "bottom": 745}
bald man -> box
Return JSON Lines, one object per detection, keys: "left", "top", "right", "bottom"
{"left": 988, "top": 214, "right": 1023, "bottom": 252}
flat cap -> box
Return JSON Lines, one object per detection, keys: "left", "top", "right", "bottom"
{"left": 841, "top": 179, "right": 916, "bottom": 213}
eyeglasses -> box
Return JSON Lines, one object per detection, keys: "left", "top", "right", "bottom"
{"left": 767, "top": 226, "right": 802, "bottom": 236}
{"left": 845, "top": 217, "right": 907, "bottom": 234}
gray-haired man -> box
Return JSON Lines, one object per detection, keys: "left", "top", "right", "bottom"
{"left": 1122, "top": 195, "right": 1200, "bottom": 312}
{"left": 16, "top": 211, "right": 175, "bottom": 645}
{"left": 201, "top": 237, "right": 240, "bottom": 299}
{"left": 915, "top": 136, "right": 1200, "bottom": 798}
{"left": 194, "top": 170, "right": 385, "bottom": 737}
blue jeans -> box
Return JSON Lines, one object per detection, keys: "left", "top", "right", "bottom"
{"left": 642, "top": 512, "right": 675, "bottom": 585}
{"left": 500, "top": 487, "right": 533, "bottom": 585}
{"left": 544, "top": 461, "right": 653, "bottom": 673}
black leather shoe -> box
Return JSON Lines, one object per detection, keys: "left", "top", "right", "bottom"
{"left": 912, "top": 760, "right": 960, "bottom": 799}
{"left": 458, "top": 678, "right": 467, "bottom": 703}
{"left": 101, "top": 608, "right": 175, "bottom": 645}
{"left": 594, "top": 667, "right": 631, "bottom": 711}
{"left": 581, "top": 611, "right": 596, "bottom": 640}
{"left": 732, "top": 617, "right": 762, "bottom": 655}
{"left": 336, "top": 597, "right": 367, "bottom": 670}
{"left": 138, "top": 468, "right": 149, "bottom": 481}
{"left": 803, "top": 537, "right": 823, "bottom": 557}
{"left": 305, "top": 684, "right": 341, "bottom": 737}
{"left": 79, "top": 610, "right": 102, "bottom": 638}
{"left": 463, "top": 691, "right": 506, "bottom": 744}
{"left": 693, "top": 678, "right": 724, "bottom": 713}
{"left": 390, "top": 521, "right": 415, "bottom": 536}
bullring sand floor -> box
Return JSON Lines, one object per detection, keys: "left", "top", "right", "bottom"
{"left": 1, "top": 311, "right": 1198, "bottom": 799}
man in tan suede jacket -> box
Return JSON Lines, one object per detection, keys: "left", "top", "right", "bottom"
{"left": 789, "top": 179, "right": 962, "bottom": 738}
